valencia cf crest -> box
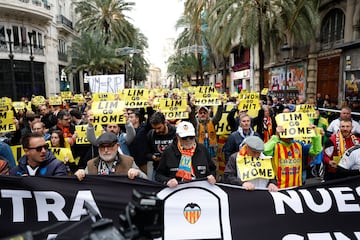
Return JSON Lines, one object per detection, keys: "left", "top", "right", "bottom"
{"left": 183, "top": 203, "right": 201, "bottom": 224}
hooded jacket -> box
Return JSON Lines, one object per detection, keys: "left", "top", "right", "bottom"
{"left": 10, "top": 151, "right": 67, "bottom": 176}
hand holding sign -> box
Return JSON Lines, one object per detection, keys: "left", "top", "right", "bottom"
{"left": 275, "top": 112, "right": 315, "bottom": 138}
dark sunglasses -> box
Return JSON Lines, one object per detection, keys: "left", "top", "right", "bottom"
{"left": 180, "top": 136, "right": 195, "bottom": 141}
{"left": 27, "top": 143, "right": 49, "bottom": 152}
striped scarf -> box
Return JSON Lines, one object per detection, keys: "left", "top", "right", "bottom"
{"left": 176, "top": 141, "right": 196, "bottom": 181}
{"left": 335, "top": 133, "right": 359, "bottom": 157}
{"left": 263, "top": 116, "right": 273, "bottom": 143}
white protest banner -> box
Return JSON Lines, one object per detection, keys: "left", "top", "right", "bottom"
{"left": 87, "top": 74, "right": 125, "bottom": 93}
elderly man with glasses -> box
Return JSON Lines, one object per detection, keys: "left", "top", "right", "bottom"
{"left": 10, "top": 132, "right": 67, "bottom": 176}
{"left": 155, "top": 121, "right": 216, "bottom": 188}
{"left": 74, "top": 132, "right": 147, "bottom": 181}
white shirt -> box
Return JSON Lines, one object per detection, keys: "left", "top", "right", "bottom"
{"left": 327, "top": 118, "right": 360, "bottom": 135}
{"left": 338, "top": 145, "right": 360, "bottom": 170}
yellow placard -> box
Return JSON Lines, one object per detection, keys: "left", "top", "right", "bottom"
{"left": 12, "top": 101, "right": 27, "bottom": 113}
{"left": 73, "top": 94, "right": 85, "bottom": 103}
{"left": 238, "top": 92, "right": 260, "bottom": 118}
{"left": 49, "top": 147, "right": 76, "bottom": 164}
{"left": 237, "top": 155, "right": 275, "bottom": 181}
{"left": 60, "top": 91, "right": 73, "bottom": 100}
{"left": 194, "top": 86, "right": 218, "bottom": 99}
{"left": 49, "top": 96, "right": 63, "bottom": 106}
{"left": 92, "top": 92, "right": 115, "bottom": 102}
{"left": 75, "top": 124, "right": 104, "bottom": 144}
{"left": 10, "top": 145, "right": 24, "bottom": 165}
{"left": 31, "top": 96, "right": 46, "bottom": 106}
{"left": 91, "top": 100, "right": 126, "bottom": 124}
{"left": 261, "top": 88, "right": 269, "bottom": 95}
{"left": 0, "top": 111, "right": 16, "bottom": 132}
{"left": 159, "top": 99, "right": 187, "bottom": 112}
{"left": 0, "top": 97, "right": 12, "bottom": 111}
{"left": 294, "top": 127, "right": 322, "bottom": 144}
{"left": 122, "top": 89, "right": 150, "bottom": 108}
{"left": 295, "top": 104, "right": 317, "bottom": 120}
{"left": 163, "top": 111, "right": 189, "bottom": 120}
{"left": 275, "top": 112, "right": 315, "bottom": 138}
{"left": 182, "top": 81, "right": 190, "bottom": 88}
{"left": 215, "top": 104, "right": 233, "bottom": 135}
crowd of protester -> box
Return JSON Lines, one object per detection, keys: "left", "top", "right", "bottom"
{"left": 0, "top": 90, "right": 359, "bottom": 191}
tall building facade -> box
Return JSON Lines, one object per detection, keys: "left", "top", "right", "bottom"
{"left": 0, "top": 0, "right": 77, "bottom": 100}
{"left": 267, "top": 0, "right": 360, "bottom": 105}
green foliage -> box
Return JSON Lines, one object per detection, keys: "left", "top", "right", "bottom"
{"left": 68, "top": 0, "right": 149, "bottom": 84}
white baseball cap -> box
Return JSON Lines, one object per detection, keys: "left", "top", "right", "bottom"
{"left": 176, "top": 121, "right": 196, "bottom": 138}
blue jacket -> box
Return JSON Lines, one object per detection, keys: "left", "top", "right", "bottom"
{"left": 10, "top": 151, "right": 67, "bottom": 176}
{"left": 0, "top": 141, "right": 16, "bottom": 168}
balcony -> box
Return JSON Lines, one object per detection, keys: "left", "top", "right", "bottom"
{"left": 58, "top": 52, "right": 68, "bottom": 62}
{"left": 0, "top": 0, "right": 52, "bottom": 23}
{"left": 56, "top": 15, "right": 74, "bottom": 35}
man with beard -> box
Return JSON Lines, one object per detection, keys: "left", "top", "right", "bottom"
{"left": 10, "top": 132, "right": 67, "bottom": 176}
{"left": 323, "top": 119, "right": 360, "bottom": 181}
{"left": 155, "top": 121, "right": 216, "bottom": 187}
{"left": 146, "top": 111, "right": 176, "bottom": 179}
{"left": 74, "top": 132, "right": 147, "bottom": 181}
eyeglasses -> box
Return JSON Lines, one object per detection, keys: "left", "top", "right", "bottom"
{"left": 27, "top": 143, "right": 49, "bottom": 152}
{"left": 99, "top": 142, "right": 117, "bottom": 150}
{"left": 180, "top": 136, "right": 195, "bottom": 141}
{"left": 198, "top": 112, "right": 207, "bottom": 115}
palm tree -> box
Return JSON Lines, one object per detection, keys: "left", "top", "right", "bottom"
{"left": 175, "top": 5, "right": 208, "bottom": 86}
{"left": 208, "top": 0, "right": 319, "bottom": 90}
{"left": 67, "top": 31, "right": 124, "bottom": 75}
{"left": 127, "top": 30, "right": 149, "bottom": 86}
{"left": 181, "top": 0, "right": 235, "bottom": 91}
{"left": 167, "top": 52, "right": 198, "bottom": 87}
{"left": 73, "top": 0, "right": 136, "bottom": 45}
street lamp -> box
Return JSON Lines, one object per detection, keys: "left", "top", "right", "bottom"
{"left": 6, "top": 28, "right": 17, "bottom": 100}
{"left": 28, "top": 31, "right": 36, "bottom": 95}
{"left": 115, "top": 47, "right": 140, "bottom": 88}
{"left": 281, "top": 43, "right": 291, "bottom": 102}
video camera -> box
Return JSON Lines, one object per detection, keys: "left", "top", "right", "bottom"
{"left": 81, "top": 189, "right": 164, "bottom": 240}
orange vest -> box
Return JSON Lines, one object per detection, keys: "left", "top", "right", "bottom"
{"left": 197, "top": 121, "right": 217, "bottom": 146}
{"left": 273, "top": 141, "right": 303, "bottom": 189}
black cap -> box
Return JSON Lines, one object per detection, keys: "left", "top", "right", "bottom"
{"left": 95, "top": 132, "right": 118, "bottom": 145}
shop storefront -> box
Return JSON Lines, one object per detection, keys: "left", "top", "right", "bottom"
{"left": 269, "top": 62, "right": 306, "bottom": 101}
{"left": 232, "top": 69, "right": 250, "bottom": 93}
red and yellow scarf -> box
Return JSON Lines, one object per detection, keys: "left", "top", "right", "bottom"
{"left": 176, "top": 141, "right": 196, "bottom": 181}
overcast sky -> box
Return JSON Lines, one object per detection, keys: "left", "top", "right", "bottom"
{"left": 129, "top": 0, "right": 184, "bottom": 72}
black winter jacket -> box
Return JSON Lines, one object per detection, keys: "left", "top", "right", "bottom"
{"left": 155, "top": 139, "right": 216, "bottom": 184}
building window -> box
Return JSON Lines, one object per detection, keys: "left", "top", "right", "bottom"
{"left": 38, "top": 32, "right": 43, "bottom": 48}
{"left": 21, "top": 27, "right": 27, "bottom": 47}
{"left": 58, "top": 39, "right": 67, "bottom": 61}
{"left": 0, "top": 25, "right": 5, "bottom": 46}
{"left": 58, "top": 39, "right": 66, "bottom": 53}
{"left": 320, "top": 8, "right": 345, "bottom": 49}
{"left": 12, "top": 26, "right": 20, "bottom": 46}
{"left": 32, "top": 31, "right": 37, "bottom": 48}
